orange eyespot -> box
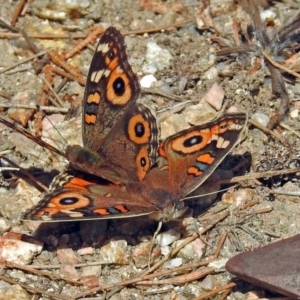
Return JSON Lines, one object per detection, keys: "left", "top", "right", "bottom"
{"left": 49, "top": 192, "right": 91, "bottom": 210}
{"left": 128, "top": 114, "right": 151, "bottom": 144}
{"left": 106, "top": 68, "right": 132, "bottom": 105}
{"left": 136, "top": 147, "right": 150, "bottom": 181}
{"left": 171, "top": 130, "right": 211, "bottom": 154}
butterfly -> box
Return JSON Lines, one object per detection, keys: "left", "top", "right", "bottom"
{"left": 0, "top": 27, "right": 247, "bottom": 222}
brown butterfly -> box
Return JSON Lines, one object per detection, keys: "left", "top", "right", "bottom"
{"left": 0, "top": 27, "right": 247, "bottom": 222}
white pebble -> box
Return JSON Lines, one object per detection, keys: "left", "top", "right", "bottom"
{"left": 0, "top": 237, "right": 42, "bottom": 265}
{"left": 140, "top": 74, "right": 157, "bottom": 88}
{"left": 142, "top": 42, "right": 173, "bottom": 74}
{"left": 208, "top": 258, "right": 228, "bottom": 272}
{"left": 252, "top": 112, "right": 270, "bottom": 127}
{"left": 162, "top": 258, "right": 183, "bottom": 269}
{"left": 156, "top": 229, "right": 180, "bottom": 247}
{"left": 290, "top": 109, "right": 299, "bottom": 119}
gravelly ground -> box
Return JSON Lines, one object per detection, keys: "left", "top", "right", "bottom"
{"left": 0, "top": 0, "right": 300, "bottom": 299}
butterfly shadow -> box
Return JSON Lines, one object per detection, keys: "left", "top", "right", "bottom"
{"left": 186, "top": 151, "right": 252, "bottom": 216}
{"left": 16, "top": 150, "right": 251, "bottom": 253}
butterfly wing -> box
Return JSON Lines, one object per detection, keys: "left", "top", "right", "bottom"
{"left": 23, "top": 175, "right": 159, "bottom": 222}
{"left": 69, "top": 27, "right": 159, "bottom": 183}
{"left": 83, "top": 26, "right": 140, "bottom": 151}
{"left": 159, "top": 112, "right": 247, "bottom": 197}
{"left": 67, "top": 103, "right": 159, "bottom": 183}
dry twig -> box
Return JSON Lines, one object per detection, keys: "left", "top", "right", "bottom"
{"left": 10, "top": 0, "right": 26, "bottom": 26}
{"left": 5, "top": 261, "right": 82, "bottom": 285}
{"left": 0, "top": 274, "right": 70, "bottom": 300}
{"left": 192, "top": 282, "right": 237, "bottom": 300}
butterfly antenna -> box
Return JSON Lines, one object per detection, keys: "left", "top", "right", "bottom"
{"left": 38, "top": 104, "right": 70, "bottom": 149}
{"left": 0, "top": 117, "right": 66, "bottom": 159}
{"left": 183, "top": 185, "right": 239, "bottom": 201}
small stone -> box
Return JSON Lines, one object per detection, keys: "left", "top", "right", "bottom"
{"left": 294, "top": 83, "right": 300, "bottom": 95}
{"left": 208, "top": 258, "right": 228, "bottom": 272}
{"left": 142, "top": 63, "right": 157, "bottom": 74}
{"left": 140, "top": 74, "right": 157, "bottom": 88}
{"left": 57, "top": 248, "right": 78, "bottom": 265}
{"left": 42, "top": 114, "right": 65, "bottom": 131}
{"left": 131, "top": 241, "right": 152, "bottom": 268}
{"left": 251, "top": 128, "right": 268, "bottom": 143}
{"left": 176, "top": 238, "right": 205, "bottom": 261}
{"left": 156, "top": 229, "right": 181, "bottom": 247}
{"left": 0, "top": 280, "right": 10, "bottom": 288}
{"left": 0, "top": 284, "right": 30, "bottom": 300}
{"left": 67, "top": 80, "right": 83, "bottom": 95}
{"left": 142, "top": 42, "right": 173, "bottom": 74}
{"left": 200, "top": 274, "right": 218, "bottom": 290}
{"left": 222, "top": 188, "right": 254, "bottom": 205}
{"left": 8, "top": 91, "right": 36, "bottom": 126}
{"left": 162, "top": 258, "right": 183, "bottom": 269}
{"left": 32, "top": 0, "right": 90, "bottom": 20}
{"left": 280, "top": 181, "right": 300, "bottom": 192}
{"left": 155, "top": 81, "right": 171, "bottom": 94}
{"left": 201, "top": 82, "right": 224, "bottom": 111}
{"left": 235, "top": 88, "right": 248, "bottom": 95}
{"left": 56, "top": 246, "right": 80, "bottom": 279}
{"left": 252, "top": 112, "right": 270, "bottom": 127}
{"left": 160, "top": 11, "right": 178, "bottom": 25}
{"left": 227, "top": 105, "right": 241, "bottom": 113}
{"left": 9, "top": 270, "right": 27, "bottom": 283}
{"left": 61, "top": 263, "right": 80, "bottom": 280}
{"left": 42, "top": 116, "right": 82, "bottom": 150}
{"left": 79, "top": 275, "right": 99, "bottom": 288}
{"left": 185, "top": 282, "right": 203, "bottom": 298}
{"left": 260, "top": 9, "right": 276, "bottom": 20}
{"left": 290, "top": 109, "right": 298, "bottom": 119}
{"left": 81, "top": 265, "right": 102, "bottom": 277}
{"left": 177, "top": 76, "right": 188, "bottom": 94}
{"left": 182, "top": 103, "right": 216, "bottom": 126}
{"left": 129, "top": 19, "right": 143, "bottom": 31}
{"left": 7, "top": 132, "right": 39, "bottom": 159}
{"left": 155, "top": 97, "right": 165, "bottom": 106}
{"left": 203, "top": 66, "right": 218, "bottom": 80}
{"left": 160, "top": 114, "right": 190, "bottom": 139}
{"left": 35, "top": 251, "right": 50, "bottom": 263}
{"left": 0, "top": 218, "right": 11, "bottom": 234}
{"left": 78, "top": 247, "right": 94, "bottom": 255}
{"left": 99, "top": 239, "right": 129, "bottom": 264}
{"left": 109, "top": 294, "right": 123, "bottom": 300}
{"left": 245, "top": 291, "right": 268, "bottom": 299}
{"left": 0, "top": 235, "right": 43, "bottom": 265}
{"left": 161, "top": 245, "right": 171, "bottom": 256}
